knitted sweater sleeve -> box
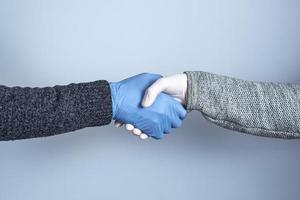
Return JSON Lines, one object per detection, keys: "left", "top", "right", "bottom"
{"left": 184, "top": 71, "right": 300, "bottom": 139}
{"left": 0, "top": 80, "right": 112, "bottom": 141}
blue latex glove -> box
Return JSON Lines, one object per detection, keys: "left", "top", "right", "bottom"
{"left": 110, "top": 73, "right": 186, "bottom": 139}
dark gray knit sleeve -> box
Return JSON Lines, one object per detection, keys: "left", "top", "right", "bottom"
{"left": 0, "top": 80, "right": 112, "bottom": 141}
{"left": 184, "top": 71, "right": 300, "bottom": 139}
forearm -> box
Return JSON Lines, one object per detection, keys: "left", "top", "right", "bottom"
{"left": 0, "top": 80, "right": 112, "bottom": 141}
{"left": 185, "top": 71, "right": 300, "bottom": 139}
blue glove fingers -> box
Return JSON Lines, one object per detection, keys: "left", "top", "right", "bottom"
{"left": 133, "top": 113, "right": 170, "bottom": 139}
{"left": 177, "top": 104, "right": 187, "bottom": 120}
{"left": 171, "top": 117, "right": 182, "bottom": 128}
{"left": 162, "top": 115, "right": 172, "bottom": 134}
{"left": 167, "top": 108, "right": 182, "bottom": 128}
{"left": 167, "top": 101, "right": 186, "bottom": 127}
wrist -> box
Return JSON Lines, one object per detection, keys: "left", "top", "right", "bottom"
{"left": 180, "top": 73, "right": 187, "bottom": 106}
{"left": 166, "top": 73, "right": 187, "bottom": 105}
{"left": 109, "top": 82, "right": 118, "bottom": 119}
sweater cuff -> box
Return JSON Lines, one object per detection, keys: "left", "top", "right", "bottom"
{"left": 89, "top": 80, "right": 113, "bottom": 126}
{"left": 184, "top": 71, "right": 206, "bottom": 111}
{"left": 67, "top": 80, "right": 113, "bottom": 128}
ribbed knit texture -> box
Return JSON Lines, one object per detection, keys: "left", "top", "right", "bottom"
{"left": 0, "top": 80, "right": 112, "bottom": 141}
{"left": 184, "top": 71, "right": 300, "bottom": 139}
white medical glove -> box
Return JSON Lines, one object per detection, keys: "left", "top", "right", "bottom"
{"left": 142, "top": 73, "right": 187, "bottom": 106}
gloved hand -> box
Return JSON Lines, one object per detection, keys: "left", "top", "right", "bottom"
{"left": 142, "top": 73, "right": 187, "bottom": 106}
{"left": 115, "top": 73, "right": 188, "bottom": 139}
{"left": 110, "top": 73, "right": 186, "bottom": 139}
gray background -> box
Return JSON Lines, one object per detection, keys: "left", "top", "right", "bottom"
{"left": 0, "top": 0, "right": 300, "bottom": 199}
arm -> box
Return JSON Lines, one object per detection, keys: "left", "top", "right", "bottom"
{"left": 139, "top": 71, "right": 300, "bottom": 139}
{"left": 0, "top": 73, "right": 185, "bottom": 141}
{"left": 185, "top": 71, "right": 300, "bottom": 138}
{"left": 0, "top": 80, "right": 112, "bottom": 141}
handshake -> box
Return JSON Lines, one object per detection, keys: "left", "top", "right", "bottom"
{"left": 1, "top": 70, "right": 295, "bottom": 141}
{"left": 110, "top": 73, "right": 188, "bottom": 140}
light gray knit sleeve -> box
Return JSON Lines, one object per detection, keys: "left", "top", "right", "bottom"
{"left": 184, "top": 71, "right": 300, "bottom": 139}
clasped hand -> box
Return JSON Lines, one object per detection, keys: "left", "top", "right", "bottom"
{"left": 110, "top": 73, "right": 187, "bottom": 140}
